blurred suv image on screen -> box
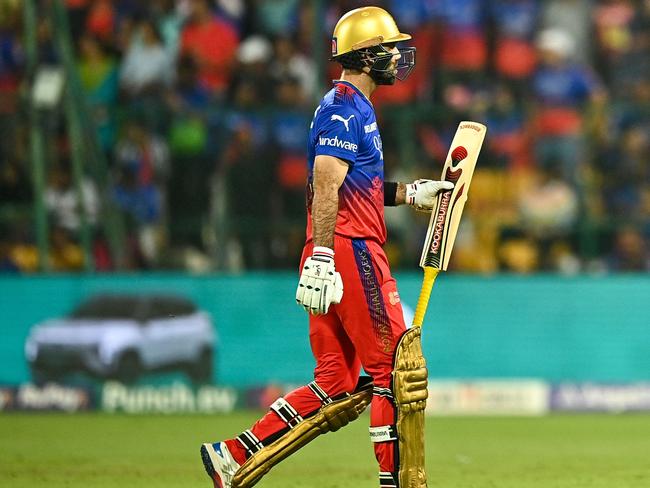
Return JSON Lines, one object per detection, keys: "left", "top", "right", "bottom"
{"left": 25, "top": 293, "right": 217, "bottom": 384}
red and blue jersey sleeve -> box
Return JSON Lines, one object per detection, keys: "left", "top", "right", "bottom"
{"left": 313, "top": 104, "right": 363, "bottom": 165}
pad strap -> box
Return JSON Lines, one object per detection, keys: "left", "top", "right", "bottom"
{"left": 379, "top": 472, "right": 398, "bottom": 488}
{"left": 308, "top": 381, "right": 333, "bottom": 405}
{"left": 236, "top": 430, "right": 264, "bottom": 456}
{"left": 372, "top": 386, "right": 394, "bottom": 401}
{"left": 270, "top": 397, "right": 303, "bottom": 428}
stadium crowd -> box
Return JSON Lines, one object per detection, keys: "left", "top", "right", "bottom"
{"left": 1, "top": 0, "right": 649, "bottom": 273}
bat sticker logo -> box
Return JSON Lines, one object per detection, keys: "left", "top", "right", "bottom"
{"left": 331, "top": 114, "right": 355, "bottom": 132}
{"left": 430, "top": 190, "right": 451, "bottom": 256}
{"left": 429, "top": 183, "right": 465, "bottom": 263}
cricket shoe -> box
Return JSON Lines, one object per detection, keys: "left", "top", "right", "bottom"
{"left": 200, "top": 441, "right": 241, "bottom": 488}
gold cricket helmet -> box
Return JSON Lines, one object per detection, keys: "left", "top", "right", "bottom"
{"left": 331, "top": 6, "right": 411, "bottom": 57}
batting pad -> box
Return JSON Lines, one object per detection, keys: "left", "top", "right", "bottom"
{"left": 232, "top": 377, "right": 373, "bottom": 488}
{"left": 393, "top": 327, "right": 429, "bottom": 488}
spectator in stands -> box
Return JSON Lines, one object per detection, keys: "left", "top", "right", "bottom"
{"left": 271, "top": 76, "right": 309, "bottom": 154}
{"left": 214, "top": 0, "right": 247, "bottom": 31}
{"left": 519, "top": 164, "right": 579, "bottom": 233}
{"left": 0, "top": 156, "right": 32, "bottom": 204}
{"left": 497, "top": 228, "right": 540, "bottom": 273}
{"left": 166, "top": 56, "right": 212, "bottom": 164}
{"left": 484, "top": 83, "right": 530, "bottom": 170}
{"left": 215, "top": 119, "right": 275, "bottom": 269}
{"left": 179, "top": 0, "right": 239, "bottom": 98}
{"left": 115, "top": 117, "right": 170, "bottom": 189}
{"left": 542, "top": 0, "right": 593, "bottom": 64}
{"left": 150, "top": 0, "right": 185, "bottom": 60}
{"left": 596, "top": 2, "right": 650, "bottom": 100}
{"left": 592, "top": 0, "right": 637, "bottom": 83}
{"left": 49, "top": 225, "right": 85, "bottom": 271}
{"left": 607, "top": 226, "right": 650, "bottom": 271}
{"left": 165, "top": 54, "right": 211, "bottom": 117}
{"left": 436, "top": 0, "right": 489, "bottom": 79}
{"left": 489, "top": 0, "right": 540, "bottom": 96}
{"left": 269, "top": 77, "right": 310, "bottom": 268}
{"left": 3, "top": 0, "right": 650, "bottom": 273}
{"left": 609, "top": 82, "right": 650, "bottom": 150}
{"left": 66, "top": 0, "right": 91, "bottom": 40}
{"left": 3, "top": 222, "right": 38, "bottom": 273}
{"left": 114, "top": 116, "right": 171, "bottom": 266}
{"left": 77, "top": 33, "right": 119, "bottom": 151}
{"left": 222, "top": 64, "right": 269, "bottom": 151}
{"left": 119, "top": 18, "right": 172, "bottom": 98}
{"left": 252, "top": 0, "right": 300, "bottom": 36}
{"left": 269, "top": 35, "right": 316, "bottom": 104}
{"left": 35, "top": 16, "right": 58, "bottom": 65}
{"left": 0, "top": 236, "right": 20, "bottom": 272}
{"left": 165, "top": 55, "right": 213, "bottom": 247}
{"left": 0, "top": 7, "right": 23, "bottom": 115}
{"left": 530, "top": 28, "right": 607, "bottom": 189}
{"left": 267, "top": 75, "right": 310, "bottom": 266}
{"left": 112, "top": 162, "right": 163, "bottom": 268}
{"left": 601, "top": 126, "right": 649, "bottom": 219}
{"left": 230, "top": 35, "right": 274, "bottom": 106}
{"left": 518, "top": 164, "right": 580, "bottom": 270}
{"left": 44, "top": 163, "right": 100, "bottom": 233}
{"left": 270, "top": 75, "right": 309, "bottom": 226}
{"left": 165, "top": 56, "right": 210, "bottom": 184}
{"left": 85, "top": 0, "right": 115, "bottom": 43}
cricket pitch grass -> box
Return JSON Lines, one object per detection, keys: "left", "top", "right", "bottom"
{"left": 1, "top": 412, "right": 649, "bottom": 488}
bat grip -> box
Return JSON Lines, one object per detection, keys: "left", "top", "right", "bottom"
{"left": 412, "top": 267, "right": 439, "bottom": 328}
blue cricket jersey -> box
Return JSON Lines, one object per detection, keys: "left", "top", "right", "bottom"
{"left": 306, "top": 81, "right": 386, "bottom": 244}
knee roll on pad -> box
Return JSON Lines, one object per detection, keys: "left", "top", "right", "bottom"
{"left": 231, "top": 376, "right": 373, "bottom": 488}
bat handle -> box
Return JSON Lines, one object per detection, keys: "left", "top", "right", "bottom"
{"left": 412, "top": 267, "right": 439, "bottom": 328}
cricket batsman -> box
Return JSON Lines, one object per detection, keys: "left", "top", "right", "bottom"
{"left": 201, "top": 6, "right": 453, "bottom": 488}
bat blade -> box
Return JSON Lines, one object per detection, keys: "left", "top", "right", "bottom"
{"left": 419, "top": 121, "right": 486, "bottom": 270}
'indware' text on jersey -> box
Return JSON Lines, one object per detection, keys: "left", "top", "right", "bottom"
{"left": 306, "top": 81, "right": 386, "bottom": 244}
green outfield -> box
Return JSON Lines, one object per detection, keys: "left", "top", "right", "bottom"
{"left": 1, "top": 412, "right": 648, "bottom": 488}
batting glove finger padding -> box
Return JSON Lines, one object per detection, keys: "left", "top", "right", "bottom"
{"left": 406, "top": 179, "right": 455, "bottom": 212}
{"left": 296, "top": 247, "right": 343, "bottom": 315}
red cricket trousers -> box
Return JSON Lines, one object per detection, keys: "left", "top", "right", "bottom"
{"left": 225, "top": 235, "right": 407, "bottom": 487}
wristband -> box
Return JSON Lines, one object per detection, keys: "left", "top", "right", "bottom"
{"left": 312, "top": 246, "right": 334, "bottom": 261}
{"left": 384, "top": 181, "right": 398, "bottom": 206}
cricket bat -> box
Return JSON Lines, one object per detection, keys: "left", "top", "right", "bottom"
{"left": 412, "top": 121, "right": 487, "bottom": 327}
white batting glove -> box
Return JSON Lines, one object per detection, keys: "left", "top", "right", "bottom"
{"left": 296, "top": 246, "right": 343, "bottom": 315}
{"left": 406, "top": 179, "right": 455, "bottom": 212}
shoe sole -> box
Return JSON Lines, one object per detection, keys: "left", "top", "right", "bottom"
{"left": 200, "top": 444, "right": 222, "bottom": 488}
